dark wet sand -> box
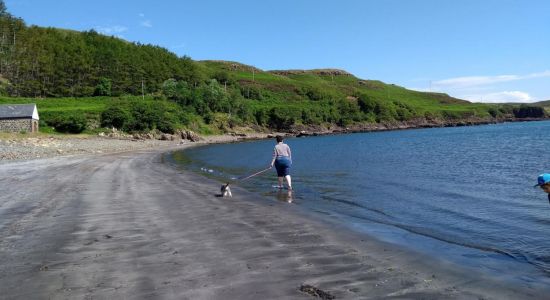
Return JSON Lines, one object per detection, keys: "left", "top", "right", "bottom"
{"left": 0, "top": 147, "right": 548, "bottom": 299}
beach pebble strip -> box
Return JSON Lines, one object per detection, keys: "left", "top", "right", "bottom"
{"left": 0, "top": 137, "right": 181, "bottom": 162}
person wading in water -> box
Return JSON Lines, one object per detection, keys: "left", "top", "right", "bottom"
{"left": 270, "top": 135, "right": 292, "bottom": 190}
{"left": 535, "top": 173, "right": 550, "bottom": 204}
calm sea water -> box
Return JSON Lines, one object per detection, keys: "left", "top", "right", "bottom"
{"left": 172, "top": 121, "right": 550, "bottom": 282}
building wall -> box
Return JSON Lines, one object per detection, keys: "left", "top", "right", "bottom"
{"left": 0, "top": 119, "right": 34, "bottom": 133}
{"left": 32, "top": 120, "right": 39, "bottom": 132}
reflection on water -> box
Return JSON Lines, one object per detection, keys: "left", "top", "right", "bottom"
{"left": 275, "top": 189, "right": 293, "bottom": 203}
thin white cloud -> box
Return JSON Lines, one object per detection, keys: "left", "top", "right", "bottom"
{"left": 407, "top": 86, "right": 539, "bottom": 103}
{"left": 433, "top": 70, "right": 550, "bottom": 89}
{"left": 137, "top": 13, "right": 152, "bottom": 27}
{"left": 464, "top": 91, "right": 534, "bottom": 103}
{"left": 140, "top": 20, "right": 152, "bottom": 28}
{"left": 95, "top": 25, "right": 128, "bottom": 35}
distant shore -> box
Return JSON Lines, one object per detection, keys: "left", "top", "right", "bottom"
{"left": 287, "top": 116, "right": 549, "bottom": 137}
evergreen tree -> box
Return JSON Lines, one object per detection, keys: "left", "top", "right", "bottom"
{"left": 0, "top": 0, "right": 8, "bottom": 18}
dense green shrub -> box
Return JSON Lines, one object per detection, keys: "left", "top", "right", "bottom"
{"left": 374, "top": 101, "right": 398, "bottom": 122}
{"left": 393, "top": 101, "right": 415, "bottom": 121}
{"left": 513, "top": 105, "right": 545, "bottom": 118}
{"left": 213, "top": 71, "right": 232, "bottom": 85}
{"left": 268, "top": 107, "right": 301, "bottom": 130}
{"left": 442, "top": 110, "right": 465, "bottom": 120}
{"left": 101, "top": 105, "right": 131, "bottom": 129}
{"left": 128, "top": 101, "right": 183, "bottom": 132}
{"left": 336, "top": 99, "right": 361, "bottom": 125}
{"left": 240, "top": 85, "right": 263, "bottom": 100}
{"left": 305, "top": 87, "right": 325, "bottom": 101}
{"left": 488, "top": 107, "right": 499, "bottom": 118}
{"left": 424, "top": 111, "right": 441, "bottom": 120}
{"left": 254, "top": 108, "right": 268, "bottom": 126}
{"left": 94, "top": 78, "right": 112, "bottom": 96}
{"left": 0, "top": 78, "right": 8, "bottom": 96}
{"left": 357, "top": 94, "right": 378, "bottom": 114}
{"left": 498, "top": 105, "right": 514, "bottom": 115}
{"left": 47, "top": 114, "right": 88, "bottom": 133}
{"left": 231, "top": 102, "right": 253, "bottom": 124}
{"left": 125, "top": 102, "right": 161, "bottom": 131}
{"left": 301, "top": 108, "right": 323, "bottom": 124}
{"left": 156, "top": 115, "right": 178, "bottom": 133}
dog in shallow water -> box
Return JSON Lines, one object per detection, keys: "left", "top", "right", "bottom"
{"left": 220, "top": 183, "right": 232, "bottom": 197}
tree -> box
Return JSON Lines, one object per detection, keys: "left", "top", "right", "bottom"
{"left": 0, "top": 16, "right": 203, "bottom": 98}
{"left": 94, "top": 77, "right": 112, "bottom": 96}
{"left": 0, "top": 0, "right": 8, "bottom": 17}
{"left": 213, "top": 71, "right": 230, "bottom": 86}
{"left": 197, "top": 79, "right": 230, "bottom": 113}
{"left": 162, "top": 78, "right": 178, "bottom": 99}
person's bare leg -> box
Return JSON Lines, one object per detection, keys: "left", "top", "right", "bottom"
{"left": 278, "top": 177, "right": 283, "bottom": 188}
{"left": 285, "top": 175, "right": 292, "bottom": 190}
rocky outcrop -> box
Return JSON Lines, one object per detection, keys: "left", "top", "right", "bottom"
{"left": 160, "top": 133, "right": 176, "bottom": 141}
{"left": 131, "top": 132, "right": 156, "bottom": 140}
{"left": 99, "top": 128, "right": 201, "bottom": 142}
{"left": 200, "top": 60, "right": 262, "bottom": 73}
{"left": 175, "top": 129, "right": 201, "bottom": 142}
{"left": 268, "top": 69, "right": 352, "bottom": 77}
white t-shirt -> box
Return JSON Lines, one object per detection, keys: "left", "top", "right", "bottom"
{"left": 273, "top": 142, "right": 291, "bottom": 159}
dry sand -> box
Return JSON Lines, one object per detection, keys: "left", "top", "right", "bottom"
{"left": 1, "top": 142, "right": 549, "bottom": 299}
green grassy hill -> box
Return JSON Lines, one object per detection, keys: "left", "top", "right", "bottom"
{"left": 534, "top": 100, "right": 550, "bottom": 107}
{"left": 194, "top": 60, "right": 523, "bottom": 125}
{"left": 0, "top": 3, "right": 546, "bottom": 135}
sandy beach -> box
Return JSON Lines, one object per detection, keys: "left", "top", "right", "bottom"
{"left": 0, "top": 139, "right": 549, "bottom": 299}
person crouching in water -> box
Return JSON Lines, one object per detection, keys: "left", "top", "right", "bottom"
{"left": 535, "top": 173, "right": 550, "bottom": 203}
{"left": 270, "top": 135, "right": 292, "bottom": 190}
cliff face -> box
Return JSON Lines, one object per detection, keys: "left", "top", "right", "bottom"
{"left": 200, "top": 60, "right": 263, "bottom": 73}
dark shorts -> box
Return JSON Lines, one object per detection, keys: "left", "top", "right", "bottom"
{"left": 274, "top": 156, "right": 292, "bottom": 177}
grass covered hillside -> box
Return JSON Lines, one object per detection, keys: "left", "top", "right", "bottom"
{"left": 533, "top": 100, "right": 550, "bottom": 107}
{"left": 0, "top": 1, "right": 546, "bottom": 135}
{"left": 194, "top": 60, "right": 544, "bottom": 127}
{"left": 198, "top": 60, "right": 488, "bottom": 121}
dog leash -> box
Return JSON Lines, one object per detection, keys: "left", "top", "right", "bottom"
{"left": 238, "top": 167, "right": 272, "bottom": 181}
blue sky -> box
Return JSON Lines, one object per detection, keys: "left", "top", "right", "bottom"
{"left": 5, "top": 0, "right": 550, "bottom": 102}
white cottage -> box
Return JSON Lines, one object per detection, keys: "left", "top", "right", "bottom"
{"left": 0, "top": 104, "right": 39, "bottom": 133}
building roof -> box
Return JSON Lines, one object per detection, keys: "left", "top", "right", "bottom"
{"left": 0, "top": 104, "right": 39, "bottom": 120}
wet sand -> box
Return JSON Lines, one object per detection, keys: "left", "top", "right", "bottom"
{"left": 0, "top": 146, "right": 548, "bottom": 299}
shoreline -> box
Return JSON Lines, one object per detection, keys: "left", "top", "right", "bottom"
{"left": 1, "top": 141, "right": 550, "bottom": 298}
{"left": 287, "top": 117, "right": 549, "bottom": 138}
{"left": 1, "top": 117, "right": 548, "bottom": 163}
